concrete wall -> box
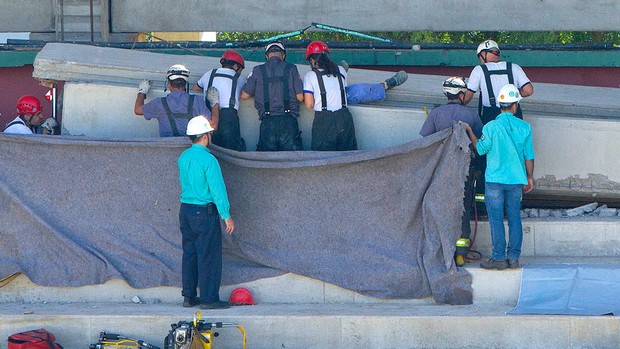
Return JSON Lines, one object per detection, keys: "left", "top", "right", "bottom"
{"left": 60, "top": 82, "right": 426, "bottom": 151}
{"left": 0, "top": 1, "right": 54, "bottom": 32}
{"left": 109, "top": 0, "right": 620, "bottom": 32}
{"left": 2, "top": 0, "right": 620, "bottom": 33}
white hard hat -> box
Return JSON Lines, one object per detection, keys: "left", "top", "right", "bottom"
{"left": 265, "top": 41, "right": 286, "bottom": 53}
{"left": 498, "top": 84, "right": 522, "bottom": 104}
{"left": 186, "top": 115, "right": 214, "bottom": 136}
{"left": 476, "top": 40, "right": 500, "bottom": 55}
{"left": 442, "top": 76, "right": 467, "bottom": 96}
{"left": 167, "top": 64, "right": 190, "bottom": 81}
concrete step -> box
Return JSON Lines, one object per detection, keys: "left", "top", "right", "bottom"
{"left": 471, "top": 218, "right": 620, "bottom": 258}
{"left": 2, "top": 302, "right": 619, "bottom": 349}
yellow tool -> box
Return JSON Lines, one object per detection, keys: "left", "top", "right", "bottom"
{"left": 165, "top": 311, "right": 246, "bottom": 349}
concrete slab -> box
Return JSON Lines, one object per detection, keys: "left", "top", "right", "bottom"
{"left": 2, "top": 303, "right": 620, "bottom": 349}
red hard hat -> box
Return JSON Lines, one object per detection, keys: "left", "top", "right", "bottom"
{"left": 16, "top": 95, "right": 42, "bottom": 115}
{"left": 306, "top": 41, "right": 330, "bottom": 60}
{"left": 229, "top": 287, "right": 255, "bottom": 305}
{"left": 220, "top": 50, "right": 245, "bottom": 68}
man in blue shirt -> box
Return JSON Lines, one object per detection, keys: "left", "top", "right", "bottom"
{"left": 420, "top": 77, "right": 483, "bottom": 267}
{"left": 134, "top": 64, "right": 219, "bottom": 137}
{"left": 177, "top": 115, "right": 235, "bottom": 309}
{"left": 462, "top": 84, "right": 535, "bottom": 270}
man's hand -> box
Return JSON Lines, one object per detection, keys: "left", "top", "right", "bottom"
{"left": 40, "top": 117, "right": 59, "bottom": 135}
{"left": 206, "top": 86, "right": 219, "bottom": 106}
{"left": 224, "top": 217, "right": 234, "bottom": 234}
{"left": 523, "top": 177, "right": 534, "bottom": 193}
{"left": 138, "top": 80, "right": 152, "bottom": 95}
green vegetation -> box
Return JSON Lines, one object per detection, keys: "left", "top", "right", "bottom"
{"left": 217, "top": 31, "right": 620, "bottom": 45}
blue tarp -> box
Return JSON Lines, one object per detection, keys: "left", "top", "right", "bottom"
{"left": 509, "top": 263, "right": 620, "bottom": 315}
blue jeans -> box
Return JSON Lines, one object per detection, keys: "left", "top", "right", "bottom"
{"left": 485, "top": 182, "right": 523, "bottom": 261}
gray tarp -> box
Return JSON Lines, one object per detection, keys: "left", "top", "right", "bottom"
{"left": 509, "top": 263, "right": 620, "bottom": 315}
{"left": 0, "top": 126, "right": 472, "bottom": 304}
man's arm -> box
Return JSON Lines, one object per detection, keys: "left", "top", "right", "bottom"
{"left": 463, "top": 90, "right": 476, "bottom": 105}
{"left": 192, "top": 82, "right": 203, "bottom": 93}
{"left": 303, "top": 93, "right": 313, "bottom": 108}
{"left": 296, "top": 93, "right": 305, "bottom": 103}
{"left": 240, "top": 91, "right": 252, "bottom": 100}
{"left": 460, "top": 121, "right": 479, "bottom": 152}
{"left": 520, "top": 82, "right": 534, "bottom": 98}
{"left": 134, "top": 93, "right": 146, "bottom": 115}
{"left": 524, "top": 159, "right": 535, "bottom": 193}
{"left": 134, "top": 80, "right": 151, "bottom": 115}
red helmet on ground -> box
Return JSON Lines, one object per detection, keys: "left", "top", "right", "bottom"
{"left": 229, "top": 287, "right": 255, "bottom": 305}
{"left": 306, "top": 41, "right": 330, "bottom": 60}
{"left": 220, "top": 50, "right": 245, "bottom": 68}
{"left": 17, "top": 95, "right": 42, "bottom": 115}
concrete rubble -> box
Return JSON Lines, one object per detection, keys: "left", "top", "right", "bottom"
{"left": 522, "top": 202, "right": 620, "bottom": 218}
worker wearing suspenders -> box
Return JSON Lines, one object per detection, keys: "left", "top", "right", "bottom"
{"left": 241, "top": 42, "right": 304, "bottom": 151}
{"left": 194, "top": 51, "right": 247, "bottom": 151}
{"left": 303, "top": 41, "right": 357, "bottom": 151}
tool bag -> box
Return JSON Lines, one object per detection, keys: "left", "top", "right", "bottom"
{"left": 7, "top": 329, "right": 63, "bottom": 349}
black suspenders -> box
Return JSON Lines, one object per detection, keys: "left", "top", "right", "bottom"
{"left": 161, "top": 94, "right": 194, "bottom": 136}
{"left": 260, "top": 63, "right": 293, "bottom": 115}
{"left": 206, "top": 69, "right": 240, "bottom": 109}
{"left": 480, "top": 62, "right": 514, "bottom": 107}
{"left": 312, "top": 69, "right": 346, "bottom": 111}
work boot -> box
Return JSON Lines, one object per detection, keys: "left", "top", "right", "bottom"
{"left": 200, "top": 301, "right": 231, "bottom": 310}
{"left": 508, "top": 259, "right": 520, "bottom": 269}
{"left": 480, "top": 259, "right": 508, "bottom": 270}
{"left": 183, "top": 296, "right": 200, "bottom": 308}
{"left": 382, "top": 70, "right": 408, "bottom": 90}
{"left": 338, "top": 60, "right": 350, "bottom": 72}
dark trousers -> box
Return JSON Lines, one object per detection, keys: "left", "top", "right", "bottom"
{"left": 212, "top": 108, "right": 246, "bottom": 151}
{"left": 179, "top": 203, "right": 222, "bottom": 303}
{"left": 461, "top": 157, "right": 476, "bottom": 239}
{"left": 311, "top": 108, "right": 357, "bottom": 151}
{"left": 257, "top": 114, "right": 303, "bottom": 151}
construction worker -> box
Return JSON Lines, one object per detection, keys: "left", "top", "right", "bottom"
{"left": 463, "top": 40, "right": 533, "bottom": 208}
{"left": 240, "top": 41, "right": 304, "bottom": 151}
{"left": 3, "top": 95, "right": 54, "bottom": 134}
{"left": 419, "top": 77, "right": 483, "bottom": 266}
{"left": 461, "top": 84, "right": 535, "bottom": 270}
{"left": 194, "top": 50, "right": 247, "bottom": 151}
{"left": 342, "top": 61, "right": 408, "bottom": 105}
{"left": 134, "top": 64, "right": 220, "bottom": 137}
{"left": 463, "top": 39, "right": 534, "bottom": 125}
{"left": 303, "top": 41, "right": 357, "bottom": 151}
{"left": 178, "top": 115, "right": 235, "bottom": 309}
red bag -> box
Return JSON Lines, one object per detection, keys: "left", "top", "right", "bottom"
{"left": 8, "top": 329, "right": 63, "bottom": 349}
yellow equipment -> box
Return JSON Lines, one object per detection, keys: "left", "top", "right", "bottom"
{"left": 89, "top": 332, "right": 160, "bottom": 349}
{"left": 164, "top": 311, "right": 246, "bottom": 349}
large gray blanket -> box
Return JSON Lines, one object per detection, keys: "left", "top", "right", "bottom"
{"left": 0, "top": 126, "right": 472, "bottom": 304}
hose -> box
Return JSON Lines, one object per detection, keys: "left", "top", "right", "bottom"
{"left": 0, "top": 272, "right": 21, "bottom": 288}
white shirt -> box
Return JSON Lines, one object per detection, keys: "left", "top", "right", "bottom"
{"left": 197, "top": 68, "right": 247, "bottom": 109}
{"left": 303, "top": 66, "right": 348, "bottom": 112}
{"left": 3, "top": 116, "right": 32, "bottom": 134}
{"left": 467, "top": 62, "right": 530, "bottom": 107}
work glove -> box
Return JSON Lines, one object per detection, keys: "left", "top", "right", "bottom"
{"left": 138, "top": 80, "right": 152, "bottom": 95}
{"left": 40, "top": 117, "right": 59, "bottom": 135}
{"left": 206, "top": 86, "right": 219, "bottom": 106}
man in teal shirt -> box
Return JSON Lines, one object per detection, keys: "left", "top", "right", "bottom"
{"left": 462, "top": 84, "right": 535, "bottom": 270}
{"left": 178, "top": 114, "right": 235, "bottom": 309}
